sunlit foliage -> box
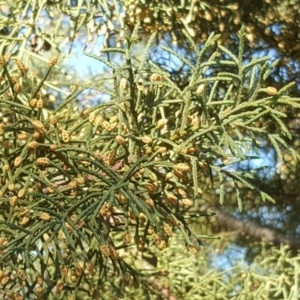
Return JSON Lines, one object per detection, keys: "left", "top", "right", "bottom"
{"left": 0, "top": 1, "right": 300, "bottom": 299}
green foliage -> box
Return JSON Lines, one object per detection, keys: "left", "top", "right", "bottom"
{"left": 0, "top": 1, "right": 300, "bottom": 299}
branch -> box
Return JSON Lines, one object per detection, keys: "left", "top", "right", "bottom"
{"left": 199, "top": 204, "right": 300, "bottom": 248}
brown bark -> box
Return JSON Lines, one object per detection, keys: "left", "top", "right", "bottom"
{"left": 199, "top": 204, "right": 300, "bottom": 248}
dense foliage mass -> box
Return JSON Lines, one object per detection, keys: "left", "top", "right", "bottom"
{"left": 0, "top": 1, "right": 300, "bottom": 299}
